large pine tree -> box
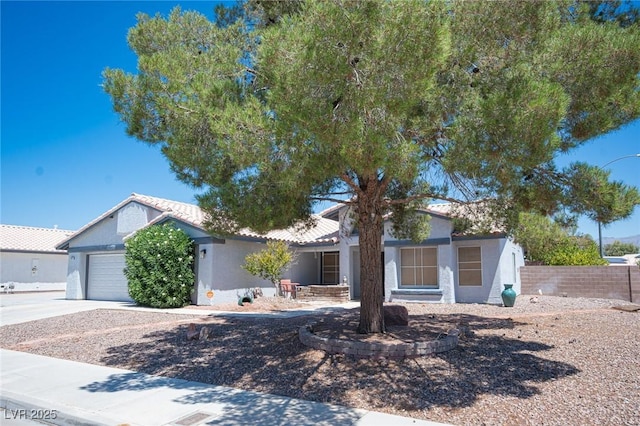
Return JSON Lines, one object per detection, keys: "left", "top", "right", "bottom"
{"left": 104, "top": 0, "right": 640, "bottom": 333}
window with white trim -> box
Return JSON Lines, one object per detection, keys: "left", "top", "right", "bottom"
{"left": 458, "top": 246, "right": 482, "bottom": 286}
{"left": 400, "top": 247, "right": 438, "bottom": 287}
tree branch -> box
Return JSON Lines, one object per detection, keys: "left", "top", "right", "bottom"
{"left": 176, "top": 104, "right": 196, "bottom": 114}
{"left": 245, "top": 67, "right": 264, "bottom": 78}
{"left": 310, "top": 196, "right": 355, "bottom": 205}
{"left": 341, "top": 172, "right": 363, "bottom": 196}
{"left": 385, "top": 192, "right": 468, "bottom": 206}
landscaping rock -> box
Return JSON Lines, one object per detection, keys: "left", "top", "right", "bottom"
{"left": 199, "top": 326, "right": 212, "bottom": 340}
{"left": 612, "top": 304, "right": 640, "bottom": 312}
{"left": 187, "top": 323, "right": 199, "bottom": 341}
{"left": 384, "top": 305, "right": 409, "bottom": 326}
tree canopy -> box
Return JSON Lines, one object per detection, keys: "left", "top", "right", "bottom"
{"left": 604, "top": 240, "right": 640, "bottom": 256}
{"left": 104, "top": 0, "right": 640, "bottom": 333}
{"left": 513, "top": 212, "right": 607, "bottom": 265}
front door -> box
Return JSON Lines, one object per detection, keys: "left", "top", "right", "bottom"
{"left": 352, "top": 248, "right": 361, "bottom": 299}
{"left": 350, "top": 249, "right": 385, "bottom": 301}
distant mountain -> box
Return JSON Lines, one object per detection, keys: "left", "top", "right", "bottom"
{"left": 602, "top": 234, "right": 640, "bottom": 248}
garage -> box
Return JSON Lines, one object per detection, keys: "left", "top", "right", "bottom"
{"left": 87, "top": 253, "right": 133, "bottom": 302}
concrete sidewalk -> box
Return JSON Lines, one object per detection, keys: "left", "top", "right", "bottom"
{"left": 0, "top": 349, "right": 449, "bottom": 426}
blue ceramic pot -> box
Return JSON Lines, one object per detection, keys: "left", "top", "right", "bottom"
{"left": 501, "top": 284, "right": 516, "bottom": 307}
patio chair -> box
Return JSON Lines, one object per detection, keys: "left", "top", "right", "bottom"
{"left": 280, "top": 279, "right": 299, "bottom": 299}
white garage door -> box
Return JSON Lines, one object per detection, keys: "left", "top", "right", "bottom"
{"left": 87, "top": 253, "right": 133, "bottom": 302}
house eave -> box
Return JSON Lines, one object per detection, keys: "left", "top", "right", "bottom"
{"left": 452, "top": 232, "right": 507, "bottom": 241}
{"left": 385, "top": 237, "right": 451, "bottom": 246}
{"left": 0, "top": 249, "right": 68, "bottom": 255}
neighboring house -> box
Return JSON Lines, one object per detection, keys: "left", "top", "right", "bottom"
{"left": 57, "top": 193, "right": 524, "bottom": 305}
{"left": 0, "top": 224, "right": 74, "bottom": 292}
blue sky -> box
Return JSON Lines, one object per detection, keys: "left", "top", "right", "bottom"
{"left": 1, "top": 1, "right": 639, "bottom": 240}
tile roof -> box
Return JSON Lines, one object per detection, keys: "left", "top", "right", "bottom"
{"left": 56, "top": 193, "right": 206, "bottom": 249}
{"left": 131, "top": 193, "right": 339, "bottom": 244}
{"left": 57, "top": 192, "right": 502, "bottom": 250}
{"left": 319, "top": 201, "right": 456, "bottom": 220}
{"left": 422, "top": 203, "right": 454, "bottom": 217}
{"left": 59, "top": 193, "right": 339, "bottom": 248}
{"left": 317, "top": 202, "right": 346, "bottom": 221}
{"left": 426, "top": 202, "right": 505, "bottom": 235}
{"left": 0, "top": 224, "right": 75, "bottom": 253}
{"left": 321, "top": 200, "right": 504, "bottom": 235}
{"left": 130, "top": 193, "right": 208, "bottom": 230}
{"left": 240, "top": 217, "right": 339, "bottom": 244}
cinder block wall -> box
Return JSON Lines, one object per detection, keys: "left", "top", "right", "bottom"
{"left": 520, "top": 266, "right": 640, "bottom": 303}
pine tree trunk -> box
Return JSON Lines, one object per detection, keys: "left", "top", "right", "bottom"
{"left": 356, "top": 182, "right": 386, "bottom": 334}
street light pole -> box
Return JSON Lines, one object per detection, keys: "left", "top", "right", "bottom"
{"left": 601, "top": 153, "right": 640, "bottom": 169}
{"left": 597, "top": 153, "right": 640, "bottom": 258}
{"left": 598, "top": 220, "right": 603, "bottom": 258}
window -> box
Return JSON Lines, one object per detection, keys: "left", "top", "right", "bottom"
{"left": 458, "top": 247, "right": 482, "bottom": 286}
{"left": 322, "top": 252, "right": 339, "bottom": 284}
{"left": 400, "top": 247, "right": 438, "bottom": 287}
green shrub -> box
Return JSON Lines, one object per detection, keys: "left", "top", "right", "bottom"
{"left": 514, "top": 212, "right": 607, "bottom": 266}
{"left": 124, "top": 223, "right": 195, "bottom": 308}
{"left": 604, "top": 241, "right": 639, "bottom": 256}
{"left": 513, "top": 212, "right": 567, "bottom": 263}
{"left": 243, "top": 240, "right": 296, "bottom": 296}
{"left": 542, "top": 236, "right": 607, "bottom": 266}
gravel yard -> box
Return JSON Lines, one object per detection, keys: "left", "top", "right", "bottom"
{"left": 1, "top": 296, "right": 638, "bottom": 426}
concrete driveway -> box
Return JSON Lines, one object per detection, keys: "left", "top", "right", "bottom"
{"left": 0, "top": 292, "right": 135, "bottom": 326}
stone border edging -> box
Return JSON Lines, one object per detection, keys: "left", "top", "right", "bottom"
{"left": 299, "top": 323, "right": 460, "bottom": 359}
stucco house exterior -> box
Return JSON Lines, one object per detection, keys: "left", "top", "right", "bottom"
{"left": 57, "top": 193, "right": 523, "bottom": 305}
{"left": 1, "top": 224, "right": 74, "bottom": 292}
{"left": 56, "top": 193, "right": 340, "bottom": 304}
{"left": 323, "top": 203, "right": 524, "bottom": 304}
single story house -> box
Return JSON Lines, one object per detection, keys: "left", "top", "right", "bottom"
{"left": 0, "top": 224, "right": 74, "bottom": 292}
{"left": 57, "top": 193, "right": 523, "bottom": 305}
{"left": 323, "top": 203, "right": 524, "bottom": 304}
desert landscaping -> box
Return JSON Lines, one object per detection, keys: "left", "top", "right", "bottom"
{"left": 1, "top": 295, "right": 638, "bottom": 425}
